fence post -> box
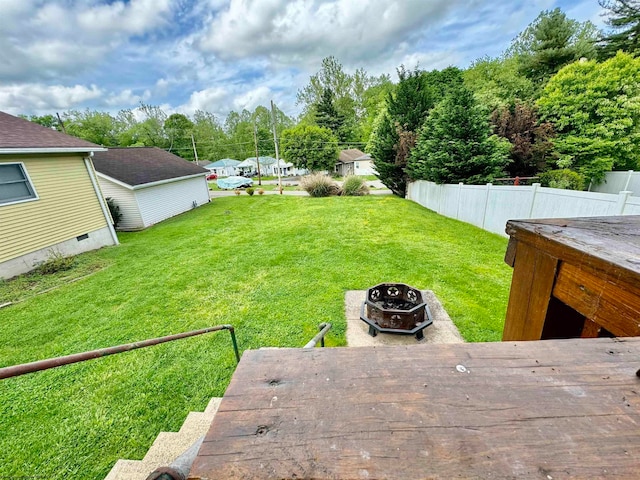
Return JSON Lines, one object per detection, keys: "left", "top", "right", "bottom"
{"left": 624, "top": 170, "right": 634, "bottom": 192}
{"left": 456, "top": 182, "right": 463, "bottom": 219}
{"left": 481, "top": 183, "right": 492, "bottom": 230}
{"left": 528, "top": 183, "right": 540, "bottom": 219}
{"left": 616, "top": 190, "right": 632, "bottom": 215}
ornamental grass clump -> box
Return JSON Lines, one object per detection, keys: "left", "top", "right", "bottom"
{"left": 300, "top": 173, "right": 340, "bottom": 197}
{"left": 341, "top": 175, "right": 370, "bottom": 196}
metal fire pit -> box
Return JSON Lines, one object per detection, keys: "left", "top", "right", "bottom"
{"left": 360, "top": 283, "right": 433, "bottom": 340}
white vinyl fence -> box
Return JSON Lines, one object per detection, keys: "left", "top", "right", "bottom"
{"left": 407, "top": 181, "right": 640, "bottom": 237}
{"left": 591, "top": 170, "right": 640, "bottom": 196}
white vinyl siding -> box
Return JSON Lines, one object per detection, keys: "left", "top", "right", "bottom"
{"left": 96, "top": 175, "right": 144, "bottom": 230}
{"left": 135, "top": 176, "right": 209, "bottom": 228}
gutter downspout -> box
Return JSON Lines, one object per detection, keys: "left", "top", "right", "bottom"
{"left": 84, "top": 156, "right": 119, "bottom": 246}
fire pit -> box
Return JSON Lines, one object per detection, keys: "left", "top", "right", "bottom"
{"left": 360, "top": 283, "right": 433, "bottom": 340}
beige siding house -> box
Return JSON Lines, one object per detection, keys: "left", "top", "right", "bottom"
{"left": 335, "top": 149, "right": 377, "bottom": 176}
{"left": 0, "top": 112, "right": 118, "bottom": 279}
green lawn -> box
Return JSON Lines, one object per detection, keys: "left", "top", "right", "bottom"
{"left": 0, "top": 196, "right": 512, "bottom": 479}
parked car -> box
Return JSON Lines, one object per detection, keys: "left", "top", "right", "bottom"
{"left": 206, "top": 173, "right": 218, "bottom": 181}
{"left": 216, "top": 176, "right": 253, "bottom": 189}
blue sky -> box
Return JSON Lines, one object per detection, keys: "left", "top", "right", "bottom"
{"left": 0, "top": 0, "right": 606, "bottom": 121}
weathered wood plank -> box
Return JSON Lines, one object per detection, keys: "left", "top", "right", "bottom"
{"left": 189, "top": 339, "right": 640, "bottom": 480}
{"left": 554, "top": 262, "right": 640, "bottom": 337}
{"left": 505, "top": 216, "right": 640, "bottom": 282}
{"left": 502, "top": 241, "right": 558, "bottom": 341}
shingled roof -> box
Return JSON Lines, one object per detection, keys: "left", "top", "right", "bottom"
{"left": 92, "top": 147, "right": 208, "bottom": 187}
{"left": 0, "top": 111, "right": 101, "bottom": 151}
{"left": 338, "top": 149, "right": 366, "bottom": 163}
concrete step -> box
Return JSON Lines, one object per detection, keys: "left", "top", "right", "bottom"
{"left": 104, "top": 397, "right": 221, "bottom": 480}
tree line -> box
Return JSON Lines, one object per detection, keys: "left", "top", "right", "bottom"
{"left": 24, "top": 1, "right": 640, "bottom": 191}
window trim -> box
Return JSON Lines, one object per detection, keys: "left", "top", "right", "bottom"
{"left": 0, "top": 162, "right": 39, "bottom": 206}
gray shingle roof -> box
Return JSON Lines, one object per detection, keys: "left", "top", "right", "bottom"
{"left": 338, "top": 149, "right": 366, "bottom": 163}
{"left": 93, "top": 147, "right": 208, "bottom": 187}
{"left": 0, "top": 111, "right": 101, "bottom": 150}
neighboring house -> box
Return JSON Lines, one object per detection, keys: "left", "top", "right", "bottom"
{"left": 93, "top": 147, "right": 209, "bottom": 231}
{"left": 237, "top": 156, "right": 279, "bottom": 176}
{"left": 205, "top": 159, "right": 240, "bottom": 177}
{"left": 0, "top": 111, "right": 118, "bottom": 279}
{"left": 335, "top": 149, "right": 377, "bottom": 176}
{"left": 272, "top": 161, "right": 308, "bottom": 177}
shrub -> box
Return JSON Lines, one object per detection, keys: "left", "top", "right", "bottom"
{"left": 35, "top": 250, "right": 76, "bottom": 275}
{"left": 246, "top": 187, "right": 255, "bottom": 196}
{"left": 341, "top": 176, "right": 370, "bottom": 196}
{"left": 299, "top": 173, "right": 340, "bottom": 197}
{"left": 106, "top": 197, "right": 122, "bottom": 228}
{"left": 539, "top": 169, "right": 585, "bottom": 190}
{"left": 258, "top": 188, "right": 265, "bottom": 195}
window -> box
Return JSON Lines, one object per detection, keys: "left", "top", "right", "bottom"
{"left": 0, "top": 163, "right": 38, "bottom": 205}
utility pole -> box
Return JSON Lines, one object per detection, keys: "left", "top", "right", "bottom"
{"left": 271, "top": 100, "right": 283, "bottom": 194}
{"left": 191, "top": 134, "right": 199, "bottom": 165}
{"left": 253, "top": 119, "right": 262, "bottom": 186}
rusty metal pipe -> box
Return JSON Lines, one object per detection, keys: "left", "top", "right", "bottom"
{"left": 0, "top": 325, "right": 238, "bottom": 381}
{"left": 303, "top": 322, "right": 332, "bottom": 348}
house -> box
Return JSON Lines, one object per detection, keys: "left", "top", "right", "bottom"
{"left": 236, "top": 156, "right": 279, "bottom": 176}
{"left": 0, "top": 111, "right": 118, "bottom": 279}
{"left": 272, "top": 161, "right": 308, "bottom": 177}
{"left": 92, "top": 147, "right": 209, "bottom": 231}
{"left": 335, "top": 149, "right": 377, "bottom": 176}
{"left": 204, "top": 159, "right": 240, "bottom": 177}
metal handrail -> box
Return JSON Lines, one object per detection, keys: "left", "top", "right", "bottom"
{"left": 0, "top": 324, "right": 240, "bottom": 381}
{"left": 303, "top": 322, "right": 332, "bottom": 348}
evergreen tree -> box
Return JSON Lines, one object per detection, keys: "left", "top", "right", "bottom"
{"left": 368, "top": 67, "right": 463, "bottom": 196}
{"left": 598, "top": 0, "right": 640, "bottom": 59}
{"left": 314, "top": 87, "right": 350, "bottom": 142}
{"left": 511, "top": 8, "right": 599, "bottom": 85}
{"left": 407, "top": 86, "right": 511, "bottom": 185}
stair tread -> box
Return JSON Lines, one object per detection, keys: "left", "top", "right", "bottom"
{"left": 104, "top": 397, "right": 223, "bottom": 480}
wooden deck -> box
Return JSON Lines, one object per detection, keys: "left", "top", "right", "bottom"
{"left": 189, "top": 338, "right": 640, "bottom": 479}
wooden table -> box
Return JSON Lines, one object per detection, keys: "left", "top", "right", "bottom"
{"left": 189, "top": 339, "right": 640, "bottom": 479}
{"left": 502, "top": 216, "right": 640, "bottom": 341}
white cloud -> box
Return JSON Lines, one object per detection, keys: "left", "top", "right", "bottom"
{"left": 198, "top": 0, "right": 462, "bottom": 65}
{"left": 233, "top": 86, "right": 273, "bottom": 111}
{"left": 0, "top": 84, "right": 103, "bottom": 114}
{"left": 0, "top": 0, "right": 176, "bottom": 82}
{"left": 105, "top": 89, "right": 151, "bottom": 107}
{"left": 180, "top": 87, "right": 231, "bottom": 116}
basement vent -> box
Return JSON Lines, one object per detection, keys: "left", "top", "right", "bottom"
{"left": 77, "top": 233, "right": 89, "bottom": 241}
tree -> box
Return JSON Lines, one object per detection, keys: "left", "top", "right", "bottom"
{"left": 464, "top": 56, "right": 536, "bottom": 111}
{"left": 297, "top": 56, "right": 389, "bottom": 143}
{"left": 26, "top": 114, "right": 60, "bottom": 130}
{"left": 368, "top": 66, "right": 463, "bottom": 196}
{"left": 510, "top": 8, "right": 599, "bottom": 86}
{"left": 164, "top": 113, "right": 195, "bottom": 160}
{"left": 280, "top": 125, "right": 339, "bottom": 172}
{"left": 598, "top": 0, "right": 640, "bottom": 59}
{"left": 314, "top": 87, "right": 349, "bottom": 142}
{"left": 537, "top": 52, "right": 640, "bottom": 184}
{"left": 407, "top": 86, "right": 511, "bottom": 185}
{"left": 62, "top": 109, "right": 120, "bottom": 145}
{"left": 491, "top": 103, "right": 555, "bottom": 177}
